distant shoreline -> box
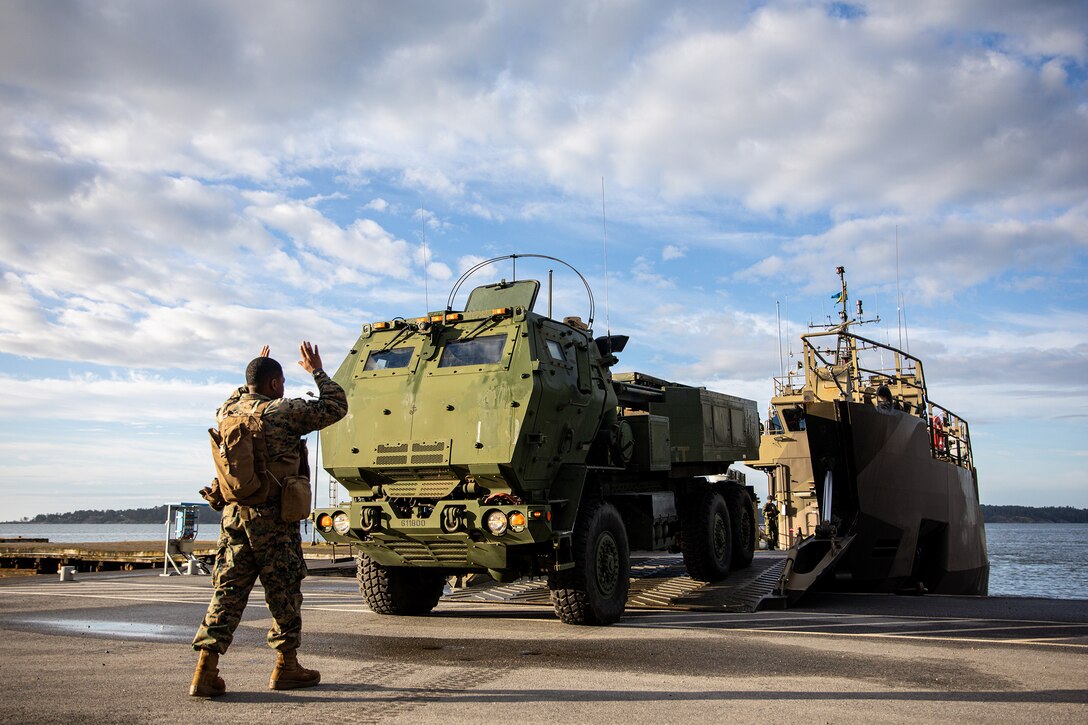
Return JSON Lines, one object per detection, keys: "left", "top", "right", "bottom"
{"left": 4, "top": 504, "right": 1087, "bottom": 525}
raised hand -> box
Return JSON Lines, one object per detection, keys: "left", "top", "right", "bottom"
{"left": 298, "top": 341, "right": 323, "bottom": 373}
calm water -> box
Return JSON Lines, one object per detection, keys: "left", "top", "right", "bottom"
{"left": 984, "top": 523, "right": 1088, "bottom": 600}
{"left": 0, "top": 521, "right": 315, "bottom": 544}
{"left": 1, "top": 522, "right": 1084, "bottom": 600}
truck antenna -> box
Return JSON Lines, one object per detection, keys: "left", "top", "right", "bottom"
{"left": 601, "top": 176, "right": 612, "bottom": 342}
{"left": 420, "top": 203, "right": 430, "bottom": 313}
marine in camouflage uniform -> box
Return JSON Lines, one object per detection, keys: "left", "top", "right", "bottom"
{"left": 190, "top": 342, "right": 347, "bottom": 697}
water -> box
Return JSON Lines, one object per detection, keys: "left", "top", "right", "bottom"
{"left": 0, "top": 520, "right": 316, "bottom": 544}
{"left": 984, "top": 523, "right": 1088, "bottom": 600}
{"left": 2, "top": 522, "right": 1085, "bottom": 600}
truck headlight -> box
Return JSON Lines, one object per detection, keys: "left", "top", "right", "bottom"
{"left": 332, "top": 512, "right": 352, "bottom": 535}
{"left": 485, "top": 510, "right": 508, "bottom": 536}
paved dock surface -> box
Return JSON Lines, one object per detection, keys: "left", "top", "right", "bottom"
{"left": 0, "top": 562, "right": 1085, "bottom": 724}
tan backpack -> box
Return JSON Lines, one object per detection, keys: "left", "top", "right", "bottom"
{"left": 208, "top": 400, "right": 273, "bottom": 507}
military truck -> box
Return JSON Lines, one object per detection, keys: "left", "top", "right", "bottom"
{"left": 313, "top": 255, "right": 760, "bottom": 624}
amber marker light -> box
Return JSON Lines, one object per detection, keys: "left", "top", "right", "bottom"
{"left": 491, "top": 307, "right": 511, "bottom": 317}
{"left": 509, "top": 511, "right": 527, "bottom": 532}
{"left": 316, "top": 513, "right": 333, "bottom": 530}
{"left": 373, "top": 321, "right": 391, "bottom": 330}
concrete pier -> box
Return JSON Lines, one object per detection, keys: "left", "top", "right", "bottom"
{"left": 0, "top": 555, "right": 1084, "bottom": 723}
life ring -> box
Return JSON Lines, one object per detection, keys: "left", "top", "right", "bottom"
{"left": 932, "top": 415, "right": 947, "bottom": 453}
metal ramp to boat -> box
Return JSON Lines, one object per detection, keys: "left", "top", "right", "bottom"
{"left": 443, "top": 551, "right": 787, "bottom": 613}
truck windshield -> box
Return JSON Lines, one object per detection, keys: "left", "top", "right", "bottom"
{"left": 438, "top": 334, "right": 506, "bottom": 368}
{"left": 364, "top": 346, "right": 414, "bottom": 370}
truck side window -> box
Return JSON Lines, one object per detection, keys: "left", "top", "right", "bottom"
{"left": 364, "top": 346, "right": 414, "bottom": 370}
{"left": 546, "top": 339, "right": 566, "bottom": 362}
{"left": 438, "top": 334, "right": 507, "bottom": 368}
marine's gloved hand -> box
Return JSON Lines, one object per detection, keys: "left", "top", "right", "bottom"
{"left": 200, "top": 481, "right": 226, "bottom": 511}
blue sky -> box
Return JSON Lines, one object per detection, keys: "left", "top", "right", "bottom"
{"left": 1, "top": 0, "right": 1085, "bottom": 519}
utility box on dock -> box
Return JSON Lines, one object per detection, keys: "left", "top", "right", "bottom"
{"left": 161, "top": 502, "right": 211, "bottom": 576}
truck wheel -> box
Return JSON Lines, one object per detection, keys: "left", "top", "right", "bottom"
{"left": 357, "top": 555, "right": 446, "bottom": 615}
{"left": 681, "top": 486, "right": 733, "bottom": 581}
{"left": 727, "top": 489, "right": 756, "bottom": 570}
{"left": 550, "top": 501, "right": 630, "bottom": 625}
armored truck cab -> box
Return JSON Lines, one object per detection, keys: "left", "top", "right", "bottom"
{"left": 314, "top": 256, "right": 760, "bottom": 624}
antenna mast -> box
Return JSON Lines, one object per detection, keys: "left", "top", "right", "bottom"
{"left": 895, "top": 225, "right": 903, "bottom": 349}
{"left": 601, "top": 177, "right": 611, "bottom": 340}
{"left": 420, "top": 204, "right": 430, "bottom": 313}
{"left": 777, "top": 300, "right": 784, "bottom": 381}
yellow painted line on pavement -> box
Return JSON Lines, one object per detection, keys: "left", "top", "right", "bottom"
{"left": 694, "top": 623, "right": 1088, "bottom": 650}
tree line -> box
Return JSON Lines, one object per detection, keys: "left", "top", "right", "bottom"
{"left": 7, "top": 506, "right": 221, "bottom": 525}
{"left": 980, "top": 505, "right": 1088, "bottom": 524}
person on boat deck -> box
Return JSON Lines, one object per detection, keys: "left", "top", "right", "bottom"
{"left": 875, "top": 385, "right": 894, "bottom": 410}
{"left": 762, "top": 496, "right": 780, "bottom": 549}
{"left": 768, "top": 406, "right": 782, "bottom": 434}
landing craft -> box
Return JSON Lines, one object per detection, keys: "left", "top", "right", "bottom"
{"left": 751, "top": 266, "right": 989, "bottom": 605}
{"left": 312, "top": 254, "right": 761, "bottom": 624}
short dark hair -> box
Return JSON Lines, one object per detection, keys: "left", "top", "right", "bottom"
{"left": 246, "top": 357, "right": 283, "bottom": 388}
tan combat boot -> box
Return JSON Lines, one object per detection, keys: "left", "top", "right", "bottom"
{"left": 269, "top": 649, "right": 321, "bottom": 690}
{"left": 189, "top": 649, "right": 226, "bottom": 698}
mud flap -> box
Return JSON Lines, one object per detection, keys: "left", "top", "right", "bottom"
{"left": 552, "top": 531, "right": 575, "bottom": 571}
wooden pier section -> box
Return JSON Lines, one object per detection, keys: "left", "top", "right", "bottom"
{"left": 0, "top": 540, "right": 357, "bottom": 574}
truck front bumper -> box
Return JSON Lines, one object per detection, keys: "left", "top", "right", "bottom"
{"left": 312, "top": 500, "right": 556, "bottom": 571}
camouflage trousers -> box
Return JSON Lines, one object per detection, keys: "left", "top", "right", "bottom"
{"left": 192, "top": 504, "right": 308, "bottom": 654}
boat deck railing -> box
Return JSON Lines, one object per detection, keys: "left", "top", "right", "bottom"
{"left": 926, "top": 400, "right": 973, "bottom": 470}
{"left": 770, "top": 329, "right": 973, "bottom": 472}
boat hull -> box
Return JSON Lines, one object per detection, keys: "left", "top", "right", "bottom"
{"left": 768, "top": 400, "right": 988, "bottom": 598}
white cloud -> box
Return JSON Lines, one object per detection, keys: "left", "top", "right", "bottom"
{"left": 662, "top": 244, "right": 686, "bottom": 260}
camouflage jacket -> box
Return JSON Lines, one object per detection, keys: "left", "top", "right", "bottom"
{"left": 218, "top": 369, "right": 348, "bottom": 481}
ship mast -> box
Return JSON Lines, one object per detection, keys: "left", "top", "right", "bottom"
{"left": 836, "top": 265, "right": 848, "bottom": 325}
{"left": 834, "top": 265, "right": 851, "bottom": 366}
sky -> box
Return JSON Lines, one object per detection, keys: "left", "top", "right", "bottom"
{"left": 1, "top": 0, "right": 1085, "bottom": 520}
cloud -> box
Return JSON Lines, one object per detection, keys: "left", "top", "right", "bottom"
{"left": 735, "top": 205, "right": 1088, "bottom": 301}
{"left": 0, "top": 0, "right": 1086, "bottom": 515}
{"left": 662, "top": 244, "right": 686, "bottom": 261}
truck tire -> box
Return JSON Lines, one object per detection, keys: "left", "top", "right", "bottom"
{"left": 681, "top": 485, "right": 733, "bottom": 581}
{"left": 357, "top": 555, "right": 446, "bottom": 615}
{"left": 549, "top": 501, "right": 630, "bottom": 625}
{"left": 727, "top": 488, "right": 756, "bottom": 570}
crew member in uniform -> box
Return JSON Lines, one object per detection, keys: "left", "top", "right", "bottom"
{"left": 190, "top": 342, "right": 348, "bottom": 697}
{"left": 762, "top": 495, "right": 780, "bottom": 550}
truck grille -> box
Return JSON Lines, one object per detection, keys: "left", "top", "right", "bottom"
{"left": 386, "top": 539, "right": 467, "bottom": 565}
{"left": 373, "top": 440, "right": 450, "bottom": 467}
{"left": 377, "top": 443, "right": 409, "bottom": 453}
{"left": 384, "top": 480, "right": 460, "bottom": 498}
